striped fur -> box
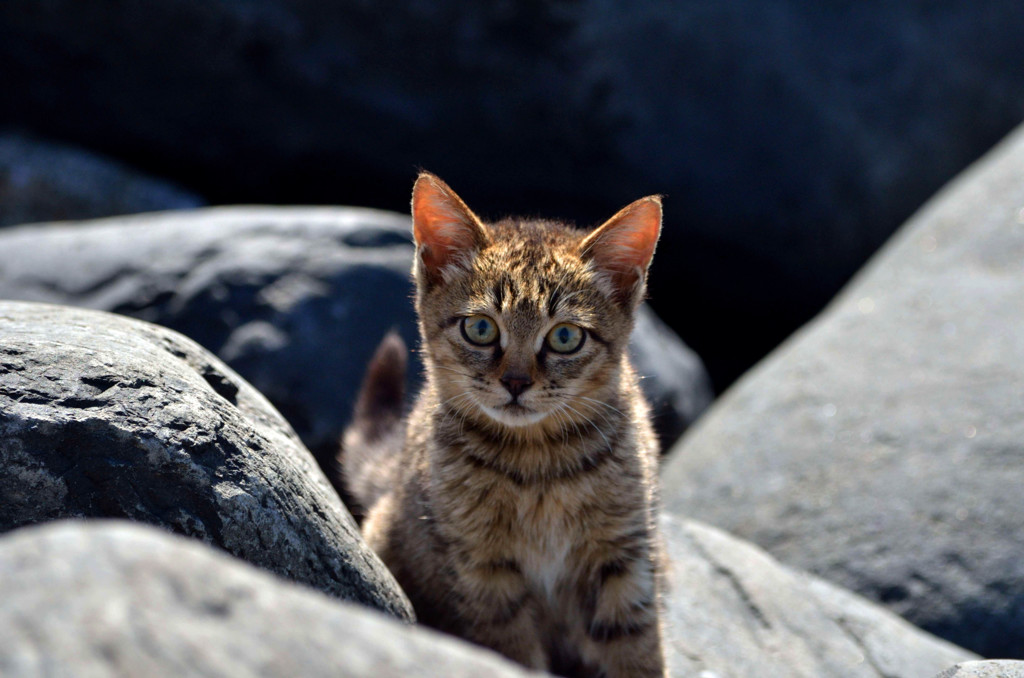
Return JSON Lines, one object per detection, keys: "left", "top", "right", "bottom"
{"left": 341, "top": 173, "right": 667, "bottom": 677}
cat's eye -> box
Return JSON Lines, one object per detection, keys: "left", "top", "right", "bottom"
{"left": 546, "top": 323, "right": 585, "bottom": 354}
{"left": 461, "top": 315, "right": 499, "bottom": 346}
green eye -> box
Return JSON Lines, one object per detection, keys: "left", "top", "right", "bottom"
{"left": 461, "top": 315, "right": 499, "bottom": 346}
{"left": 546, "top": 323, "right": 585, "bottom": 353}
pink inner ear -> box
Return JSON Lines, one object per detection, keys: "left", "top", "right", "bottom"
{"left": 601, "top": 199, "right": 661, "bottom": 269}
{"left": 412, "top": 174, "right": 484, "bottom": 275}
{"left": 582, "top": 197, "right": 662, "bottom": 299}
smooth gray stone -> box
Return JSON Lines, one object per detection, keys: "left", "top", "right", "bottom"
{"left": 0, "top": 520, "right": 537, "bottom": 678}
{"left": 661, "top": 514, "right": 975, "bottom": 678}
{"left": 663, "top": 122, "right": 1024, "bottom": 656}
{"left": 0, "top": 301, "right": 412, "bottom": 621}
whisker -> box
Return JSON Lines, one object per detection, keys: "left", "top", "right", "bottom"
{"left": 573, "top": 397, "right": 620, "bottom": 431}
{"left": 434, "top": 365, "right": 480, "bottom": 380}
{"left": 561, "top": 401, "right": 613, "bottom": 454}
{"left": 452, "top": 399, "right": 473, "bottom": 437}
{"left": 576, "top": 395, "right": 626, "bottom": 419}
{"left": 558, "top": 401, "right": 589, "bottom": 445}
{"left": 435, "top": 390, "right": 474, "bottom": 411}
{"left": 435, "top": 391, "right": 474, "bottom": 428}
{"left": 447, "top": 394, "right": 478, "bottom": 438}
{"left": 549, "top": 402, "right": 570, "bottom": 447}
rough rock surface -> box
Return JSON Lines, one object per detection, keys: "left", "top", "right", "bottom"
{"left": 0, "top": 301, "right": 411, "bottom": 620}
{"left": 4, "top": 2, "right": 1024, "bottom": 385}
{"left": 934, "top": 662, "right": 1024, "bottom": 678}
{"left": 0, "top": 520, "right": 536, "bottom": 678}
{"left": 0, "top": 131, "right": 203, "bottom": 227}
{"left": 661, "top": 514, "right": 975, "bottom": 678}
{"left": 0, "top": 207, "right": 712, "bottom": 471}
{"left": 663, "top": 124, "right": 1024, "bottom": 656}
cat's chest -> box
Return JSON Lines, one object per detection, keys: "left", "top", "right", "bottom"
{"left": 513, "top": 489, "right": 582, "bottom": 601}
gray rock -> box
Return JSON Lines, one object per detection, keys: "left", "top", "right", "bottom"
{"left": 0, "top": 206, "right": 711, "bottom": 471}
{"left": 934, "top": 662, "right": 1024, "bottom": 678}
{"left": 661, "top": 514, "right": 975, "bottom": 678}
{"left": 0, "top": 301, "right": 412, "bottom": 621}
{"left": 0, "top": 520, "right": 537, "bottom": 678}
{"left": 0, "top": 131, "right": 203, "bottom": 227}
{"left": 662, "top": 123, "right": 1024, "bottom": 656}
{"left": 4, "top": 2, "right": 1024, "bottom": 384}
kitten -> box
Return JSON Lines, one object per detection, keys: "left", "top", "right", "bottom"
{"left": 341, "top": 173, "right": 667, "bottom": 677}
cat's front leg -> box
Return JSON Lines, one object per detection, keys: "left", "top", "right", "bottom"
{"left": 454, "top": 559, "right": 547, "bottom": 670}
{"left": 579, "top": 552, "right": 667, "bottom": 678}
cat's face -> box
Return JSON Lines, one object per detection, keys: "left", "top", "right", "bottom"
{"left": 421, "top": 227, "right": 630, "bottom": 429}
{"left": 411, "top": 173, "right": 661, "bottom": 432}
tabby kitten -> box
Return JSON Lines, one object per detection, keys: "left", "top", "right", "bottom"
{"left": 342, "top": 173, "right": 666, "bottom": 677}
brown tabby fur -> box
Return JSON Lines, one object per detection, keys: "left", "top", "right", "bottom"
{"left": 341, "top": 173, "right": 667, "bottom": 677}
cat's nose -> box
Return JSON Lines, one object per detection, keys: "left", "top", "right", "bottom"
{"left": 500, "top": 372, "right": 533, "bottom": 398}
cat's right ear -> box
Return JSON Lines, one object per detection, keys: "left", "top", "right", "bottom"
{"left": 580, "top": 195, "right": 662, "bottom": 307}
{"left": 412, "top": 172, "right": 488, "bottom": 285}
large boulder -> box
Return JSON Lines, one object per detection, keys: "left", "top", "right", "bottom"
{"left": 663, "top": 123, "right": 1024, "bottom": 656}
{"left": 661, "top": 514, "right": 974, "bottom": 678}
{"left": 0, "top": 207, "right": 711, "bottom": 473}
{"left": 0, "top": 301, "right": 412, "bottom": 620}
{"left": 0, "top": 131, "right": 203, "bottom": 227}
{"left": 0, "top": 520, "right": 536, "bottom": 678}
{"left": 4, "top": 2, "right": 1024, "bottom": 385}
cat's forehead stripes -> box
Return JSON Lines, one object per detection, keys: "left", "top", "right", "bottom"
{"left": 418, "top": 211, "right": 636, "bottom": 357}
{"left": 470, "top": 218, "right": 599, "bottom": 318}
{"left": 490, "top": 275, "right": 508, "bottom": 312}
{"left": 546, "top": 287, "right": 563, "bottom": 317}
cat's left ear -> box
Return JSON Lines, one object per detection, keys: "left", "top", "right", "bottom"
{"left": 411, "top": 172, "right": 489, "bottom": 285}
{"left": 580, "top": 195, "right": 662, "bottom": 307}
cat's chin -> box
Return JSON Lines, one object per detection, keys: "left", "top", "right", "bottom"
{"left": 479, "top": 404, "right": 549, "bottom": 428}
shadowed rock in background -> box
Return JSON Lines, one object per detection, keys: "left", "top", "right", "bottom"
{"left": 0, "top": 131, "right": 203, "bottom": 226}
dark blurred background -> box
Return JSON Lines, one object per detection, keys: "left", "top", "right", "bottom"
{"left": 3, "top": 1, "right": 1024, "bottom": 390}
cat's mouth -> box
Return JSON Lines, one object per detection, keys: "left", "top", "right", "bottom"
{"left": 479, "top": 402, "right": 549, "bottom": 428}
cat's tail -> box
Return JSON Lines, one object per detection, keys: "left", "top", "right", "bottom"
{"left": 339, "top": 330, "right": 407, "bottom": 520}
